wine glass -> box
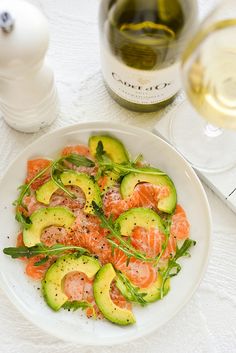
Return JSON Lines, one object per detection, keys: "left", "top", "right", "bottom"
{"left": 169, "top": 0, "right": 236, "bottom": 173}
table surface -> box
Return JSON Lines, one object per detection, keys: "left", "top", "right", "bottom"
{"left": 0, "top": 0, "right": 236, "bottom": 352}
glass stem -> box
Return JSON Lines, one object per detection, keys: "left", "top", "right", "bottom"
{"left": 204, "top": 123, "right": 223, "bottom": 138}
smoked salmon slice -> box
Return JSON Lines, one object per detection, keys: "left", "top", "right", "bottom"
{"left": 63, "top": 271, "right": 101, "bottom": 318}
{"left": 16, "top": 232, "right": 27, "bottom": 261}
{"left": 25, "top": 255, "right": 55, "bottom": 280}
{"left": 61, "top": 144, "right": 97, "bottom": 176}
{"left": 61, "top": 145, "right": 91, "bottom": 157}
{"left": 131, "top": 226, "right": 177, "bottom": 260}
{"left": 16, "top": 232, "right": 24, "bottom": 247}
{"left": 40, "top": 226, "right": 69, "bottom": 247}
{"left": 21, "top": 185, "right": 86, "bottom": 218}
{"left": 170, "top": 205, "right": 190, "bottom": 240}
{"left": 63, "top": 271, "right": 131, "bottom": 318}
{"left": 112, "top": 249, "right": 157, "bottom": 289}
{"left": 26, "top": 159, "right": 51, "bottom": 190}
{"left": 103, "top": 183, "right": 170, "bottom": 219}
{"left": 63, "top": 271, "right": 94, "bottom": 302}
{"left": 131, "top": 226, "right": 165, "bottom": 258}
{"left": 129, "top": 205, "right": 189, "bottom": 260}
{"left": 72, "top": 211, "right": 112, "bottom": 264}
{"left": 49, "top": 186, "right": 86, "bottom": 211}
{"left": 110, "top": 281, "right": 132, "bottom": 310}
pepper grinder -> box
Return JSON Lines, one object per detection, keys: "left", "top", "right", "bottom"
{"left": 0, "top": 0, "right": 58, "bottom": 133}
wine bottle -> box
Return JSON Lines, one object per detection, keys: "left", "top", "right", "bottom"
{"left": 99, "top": 0, "right": 198, "bottom": 112}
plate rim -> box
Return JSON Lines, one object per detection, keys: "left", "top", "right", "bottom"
{"left": 0, "top": 121, "right": 212, "bottom": 345}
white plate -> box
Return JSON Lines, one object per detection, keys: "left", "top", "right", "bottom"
{"left": 0, "top": 122, "right": 211, "bottom": 345}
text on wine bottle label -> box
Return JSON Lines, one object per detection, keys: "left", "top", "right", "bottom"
{"left": 101, "top": 49, "right": 181, "bottom": 105}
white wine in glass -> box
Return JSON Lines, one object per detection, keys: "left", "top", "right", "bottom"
{"left": 170, "top": 0, "right": 236, "bottom": 172}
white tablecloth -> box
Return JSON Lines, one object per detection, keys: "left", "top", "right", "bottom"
{"left": 0, "top": 0, "right": 236, "bottom": 352}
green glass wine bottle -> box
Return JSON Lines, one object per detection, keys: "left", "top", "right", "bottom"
{"left": 99, "top": 0, "right": 198, "bottom": 112}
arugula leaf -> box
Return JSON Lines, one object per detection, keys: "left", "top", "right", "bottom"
{"left": 62, "top": 300, "right": 95, "bottom": 315}
{"left": 64, "top": 154, "right": 95, "bottom": 168}
{"left": 13, "top": 185, "right": 30, "bottom": 207}
{"left": 33, "top": 256, "right": 49, "bottom": 266}
{"left": 117, "top": 271, "right": 148, "bottom": 306}
{"left": 153, "top": 215, "right": 172, "bottom": 266}
{"left": 95, "top": 141, "right": 106, "bottom": 161}
{"left": 14, "top": 153, "right": 95, "bottom": 228}
{"left": 15, "top": 211, "right": 32, "bottom": 229}
{"left": 92, "top": 202, "right": 156, "bottom": 263}
{"left": 95, "top": 141, "right": 166, "bottom": 179}
{"left": 50, "top": 162, "right": 75, "bottom": 199}
{"left": 132, "top": 153, "right": 143, "bottom": 165}
{"left": 13, "top": 164, "right": 52, "bottom": 228}
{"left": 111, "top": 164, "right": 166, "bottom": 177}
{"left": 3, "top": 243, "right": 89, "bottom": 259}
{"left": 92, "top": 202, "right": 172, "bottom": 266}
{"left": 160, "top": 239, "right": 196, "bottom": 298}
{"left": 50, "top": 154, "right": 95, "bottom": 199}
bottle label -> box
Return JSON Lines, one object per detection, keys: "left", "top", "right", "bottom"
{"left": 101, "top": 49, "right": 181, "bottom": 105}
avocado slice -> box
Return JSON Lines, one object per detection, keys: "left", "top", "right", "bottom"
{"left": 36, "top": 171, "right": 102, "bottom": 214}
{"left": 89, "top": 135, "right": 129, "bottom": 163}
{"left": 23, "top": 207, "right": 75, "bottom": 247}
{"left": 116, "top": 273, "right": 170, "bottom": 303}
{"left": 93, "top": 263, "right": 136, "bottom": 325}
{"left": 115, "top": 207, "right": 166, "bottom": 236}
{"left": 42, "top": 254, "right": 101, "bottom": 311}
{"left": 89, "top": 135, "right": 129, "bottom": 192}
{"left": 36, "top": 180, "right": 58, "bottom": 204}
{"left": 120, "top": 167, "right": 177, "bottom": 214}
{"left": 115, "top": 208, "right": 169, "bottom": 302}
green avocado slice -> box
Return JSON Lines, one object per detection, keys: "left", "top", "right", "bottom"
{"left": 89, "top": 135, "right": 129, "bottom": 163}
{"left": 35, "top": 171, "right": 102, "bottom": 214}
{"left": 42, "top": 254, "right": 101, "bottom": 311}
{"left": 93, "top": 263, "right": 136, "bottom": 326}
{"left": 89, "top": 135, "right": 129, "bottom": 192}
{"left": 115, "top": 207, "right": 165, "bottom": 236}
{"left": 23, "top": 206, "right": 75, "bottom": 247}
{"left": 115, "top": 208, "right": 169, "bottom": 303}
{"left": 116, "top": 273, "right": 170, "bottom": 303}
{"left": 120, "top": 167, "right": 177, "bottom": 214}
{"left": 35, "top": 180, "right": 58, "bottom": 204}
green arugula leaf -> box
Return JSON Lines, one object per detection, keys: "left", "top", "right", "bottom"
{"left": 175, "top": 239, "right": 197, "bottom": 259}
{"left": 92, "top": 202, "right": 156, "bottom": 263}
{"left": 132, "top": 153, "right": 143, "bottom": 165}
{"left": 13, "top": 185, "right": 31, "bottom": 207}
{"left": 14, "top": 153, "right": 95, "bottom": 228}
{"left": 153, "top": 215, "right": 172, "bottom": 266}
{"left": 50, "top": 154, "right": 95, "bottom": 199}
{"left": 3, "top": 243, "right": 89, "bottom": 259}
{"left": 13, "top": 164, "right": 52, "bottom": 228}
{"left": 62, "top": 300, "right": 95, "bottom": 316}
{"left": 51, "top": 163, "right": 76, "bottom": 199}
{"left": 95, "top": 141, "right": 106, "bottom": 161}
{"left": 33, "top": 256, "right": 49, "bottom": 266}
{"left": 160, "top": 239, "right": 196, "bottom": 298}
{"left": 117, "top": 271, "right": 148, "bottom": 306}
{"left": 95, "top": 140, "right": 165, "bottom": 179}
{"left": 95, "top": 142, "right": 165, "bottom": 179}
{"left": 64, "top": 154, "right": 95, "bottom": 168}
{"left": 15, "top": 211, "right": 32, "bottom": 229}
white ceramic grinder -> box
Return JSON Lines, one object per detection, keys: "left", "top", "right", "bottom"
{"left": 0, "top": 0, "right": 58, "bottom": 133}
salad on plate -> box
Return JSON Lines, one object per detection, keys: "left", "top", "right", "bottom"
{"left": 3, "top": 135, "right": 195, "bottom": 326}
